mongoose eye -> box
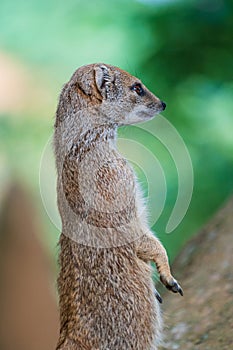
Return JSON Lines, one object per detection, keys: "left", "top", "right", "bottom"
{"left": 131, "top": 83, "right": 145, "bottom": 97}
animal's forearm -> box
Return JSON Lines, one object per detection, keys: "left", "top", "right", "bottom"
{"left": 134, "top": 233, "right": 183, "bottom": 295}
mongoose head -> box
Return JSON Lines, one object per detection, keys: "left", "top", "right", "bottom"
{"left": 55, "top": 63, "right": 166, "bottom": 128}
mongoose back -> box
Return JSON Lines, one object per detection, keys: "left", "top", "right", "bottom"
{"left": 54, "top": 63, "right": 183, "bottom": 350}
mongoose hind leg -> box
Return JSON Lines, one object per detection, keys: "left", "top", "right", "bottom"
{"left": 135, "top": 234, "right": 183, "bottom": 296}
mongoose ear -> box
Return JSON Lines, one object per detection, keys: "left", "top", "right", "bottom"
{"left": 94, "top": 65, "right": 112, "bottom": 95}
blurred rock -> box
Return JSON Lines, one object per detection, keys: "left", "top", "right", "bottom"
{"left": 159, "top": 196, "right": 233, "bottom": 349}
{"left": 0, "top": 183, "right": 59, "bottom": 350}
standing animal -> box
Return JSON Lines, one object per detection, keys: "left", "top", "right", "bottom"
{"left": 54, "top": 63, "right": 183, "bottom": 350}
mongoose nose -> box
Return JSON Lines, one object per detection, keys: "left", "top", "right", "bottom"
{"left": 161, "top": 101, "right": 166, "bottom": 110}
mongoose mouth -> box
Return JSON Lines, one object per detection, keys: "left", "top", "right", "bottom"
{"left": 140, "top": 109, "right": 162, "bottom": 120}
{"left": 142, "top": 112, "right": 156, "bottom": 120}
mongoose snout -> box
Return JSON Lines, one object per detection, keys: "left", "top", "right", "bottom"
{"left": 161, "top": 101, "right": 166, "bottom": 110}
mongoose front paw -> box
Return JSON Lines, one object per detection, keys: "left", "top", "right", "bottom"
{"left": 160, "top": 275, "right": 183, "bottom": 296}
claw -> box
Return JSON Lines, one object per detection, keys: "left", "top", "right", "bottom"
{"left": 170, "top": 280, "right": 183, "bottom": 296}
{"left": 154, "top": 289, "right": 163, "bottom": 304}
{"left": 160, "top": 275, "right": 183, "bottom": 296}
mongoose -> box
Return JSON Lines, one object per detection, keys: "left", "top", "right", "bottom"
{"left": 54, "top": 63, "right": 183, "bottom": 350}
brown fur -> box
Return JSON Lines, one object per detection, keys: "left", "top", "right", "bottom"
{"left": 54, "top": 63, "right": 182, "bottom": 350}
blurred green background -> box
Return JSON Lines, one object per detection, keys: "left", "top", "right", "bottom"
{"left": 0, "top": 0, "right": 233, "bottom": 262}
